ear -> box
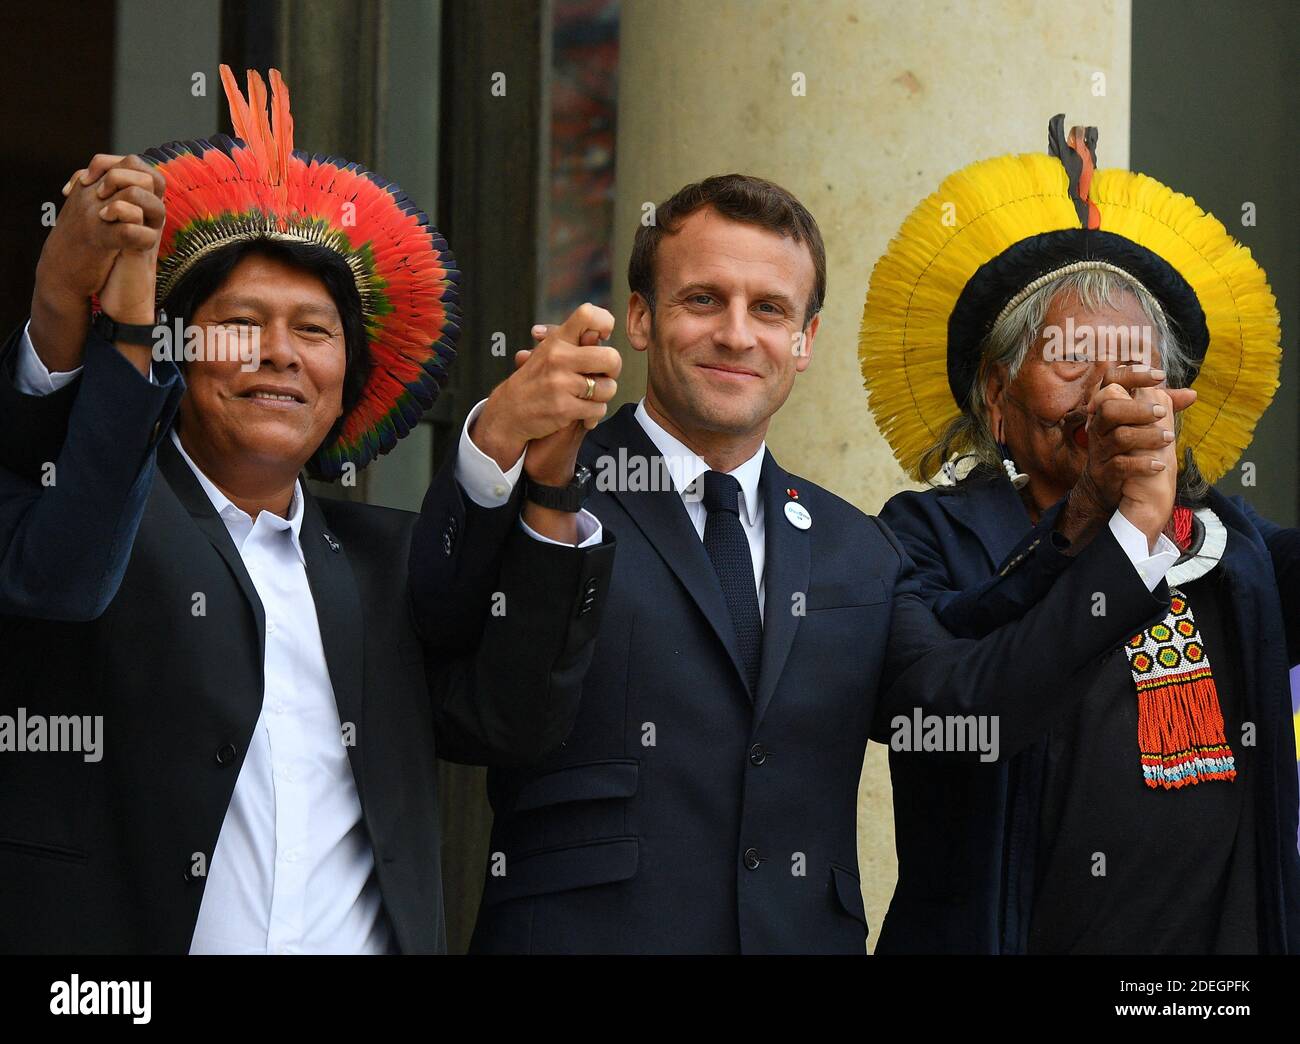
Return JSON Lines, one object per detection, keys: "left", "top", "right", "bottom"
{"left": 983, "top": 364, "right": 1008, "bottom": 442}
{"left": 793, "top": 313, "right": 819, "bottom": 373}
{"left": 627, "top": 291, "right": 652, "bottom": 353}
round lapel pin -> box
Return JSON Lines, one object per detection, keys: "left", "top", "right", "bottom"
{"left": 784, "top": 500, "right": 811, "bottom": 530}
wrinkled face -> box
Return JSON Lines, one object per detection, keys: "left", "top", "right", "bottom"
{"left": 988, "top": 288, "right": 1161, "bottom": 490}
{"left": 177, "top": 253, "right": 348, "bottom": 474}
{"left": 629, "top": 207, "right": 818, "bottom": 438}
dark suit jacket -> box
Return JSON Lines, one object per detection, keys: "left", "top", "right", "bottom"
{"left": 463, "top": 404, "right": 1168, "bottom": 954}
{"left": 0, "top": 328, "right": 614, "bottom": 954}
{"left": 878, "top": 472, "right": 1300, "bottom": 953}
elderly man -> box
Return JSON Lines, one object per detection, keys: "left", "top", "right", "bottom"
{"left": 454, "top": 172, "right": 1180, "bottom": 954}
{"left": 860, "top": 115, "right": 1300, "bottom": 954}
{"left": 0, "top": 67, "right": 616, "bottom": 954}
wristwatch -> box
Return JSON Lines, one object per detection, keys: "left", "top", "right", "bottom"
{"left": 524, "top": 464, "right": 593, "bottom": 513}
{"left": 92, "top": 309, "right": 161, "bottom": 349}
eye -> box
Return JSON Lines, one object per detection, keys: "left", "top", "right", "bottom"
{"left": 689, "top": 294, "right": 714, "bottom": 306}
{"left": 218, "top": 316, "right": 257, "bottom": 326}
{"left": 754, "top": 301, "right": 782, "bottom": 315}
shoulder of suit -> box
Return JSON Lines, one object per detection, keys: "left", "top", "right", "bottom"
{"left": 777, "top": 473, "right": 876, "bottom": 530}
{"left": 316, "top": 495, "right": 417, "bottom": 540}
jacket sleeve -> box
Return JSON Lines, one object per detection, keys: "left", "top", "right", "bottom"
{"left": 407, "top": 436, "right": 530, "bottom": 656}
{"left": 870, "top": 515, "right": 1169, "bottom": 759}
{"left": 0, "top": 326, "right": 182, "bottom": 620}
{"left": 1234, "top": 496, "right": 1300, "bottom": 667}
{"left": 419, "top": 520, "right": 615, "bottom": 767}
{"left": 880, "top": 489, "right": 1077, "bottom": 639}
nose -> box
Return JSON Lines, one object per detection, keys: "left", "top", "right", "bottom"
{"left": 713, "top": 298, "right": 756, "bottom": 352}
{"left": 255, "top": 319, "right": 300, "bottom": 371}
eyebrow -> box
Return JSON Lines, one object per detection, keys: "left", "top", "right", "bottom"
{"left": 675, "top": 281, "right": 799, "bottom": 311}
{"left": 204, "top": 295, "right": 340, "bottom": 322}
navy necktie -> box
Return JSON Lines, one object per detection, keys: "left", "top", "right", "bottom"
{"left": 701, "top": 470, "right": 762, "bottom": 696}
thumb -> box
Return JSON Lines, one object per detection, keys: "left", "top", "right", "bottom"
{"left": 1168, "top": 388, "right": 1197, "bottom": 412}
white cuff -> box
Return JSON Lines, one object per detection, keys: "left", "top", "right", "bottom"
{"left": 1109, "top": 510, "right": 1180, "bottom": 593}
{"left": 18, "top": 319, "right": 157, "bottom": 391}
{"left": 455, "top": 397, "right": 525, "bottom": 508}
{"left": 519, "top": 509, "right": 603, "bottom": 548}
{"left": 16, "top": 320, "right": 82, "bottom": 395}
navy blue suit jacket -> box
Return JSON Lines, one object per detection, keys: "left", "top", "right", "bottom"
{"left": 878, "top": 471, "right": 1300, "bottom": 953}
{"left": 464, "top": 404, "right": 1168, "bottom": 953}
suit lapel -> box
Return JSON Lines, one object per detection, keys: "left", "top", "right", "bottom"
{"left": 157, "top": 436, "right": 266, "bottom": 666}
{"left": 299, "top": 495, "right": 368, "bottom": 799}
{"left": 935, "top": 474, "right": 1030, "bottom": 569}
{"left": 753, "top": 450, "right": 810, "bottom": 726}
{"left": 588, "top": 405, "right": 750, "bottom": 696}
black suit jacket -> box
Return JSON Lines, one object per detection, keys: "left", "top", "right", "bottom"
{"left": 465, "top": 404, "right": 1168, "bottom": 954}
{"left": 0, "top": 329, "right": 614, "bottom": 954}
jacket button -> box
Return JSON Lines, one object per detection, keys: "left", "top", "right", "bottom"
{"left": 749, "top": 743, "right": 767, "bottom": 766}
{"left": 215, "top": 742, "right": 237, "bottom": 766}
{"left": 743, "top": 847, "right": 762, "bottom": 871}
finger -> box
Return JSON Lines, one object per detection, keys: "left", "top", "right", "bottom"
{"left": 572, "top": 374, "right": 618, "bottom": 404}
{"left": 513, "top": 349, "right": 532, "bottom": 370}
{"left": 577, "top": 401, "right": 609, "bottom": 429}
{"left": 116, "top": 154, "right": 166, "bottom": 200}
{"left": 95, "top": 167, "right": 158, "bottom": 200}
{"left": 1109, "top": 451, "right": 1170, "bottom": 477}
{"left": 98, "top": 200, "right": 145, "bottom": 226}
{"left": 99, "top": 185, "right": 164, "bottom": 228}
{"left": 1101, "top": 424, "right": 1176, "bottom": 457}
{"left": 560, "top": 343, "right": 622, "bottom": 379}
{"left": 556, "top": 302, "right": 615, "bottom": 346}
{"left": 1168, "top": 388, "right": 1197, "bottom": 412}
{"left": 111, "top": 222, "right": 161, "bottom": 252}
{"left": 1091, "top": 396, "right": 1169, "bottom": 437}
{"left": 81, "top": 154, "right": 128, "bottom": 187}
{"left": 62, "top": 169, "right": 87, "bottom": 197}
{"left": 531, "top": 324, "right": 555, "bottom": 343}
{"left": 1101, "top": 364, "right": 1167, "bottom": 393}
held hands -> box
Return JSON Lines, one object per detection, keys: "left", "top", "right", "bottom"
{"left": 30, "top": 154, "right": 165, "bottom": 374}
{"left": 470, "top": 303, "right": 620, "bottom": 486}
{"left": 1068, "top": 366, "right": 1197, "bottom": 551}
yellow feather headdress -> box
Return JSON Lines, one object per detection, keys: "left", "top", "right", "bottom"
{"left": 859, "top": 117, "right": 1280, "bottom": 485}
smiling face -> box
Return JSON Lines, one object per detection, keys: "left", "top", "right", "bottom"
{"left": 176, "top": 253, "right": 348, "bottom": 477}
{"left": 987, "top": 287, "right": 1160, "bottom": 499}
{"left": 627, "top": 207, "right": 819, "bottom": 450}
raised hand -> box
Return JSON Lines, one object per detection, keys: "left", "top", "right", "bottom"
{"left": 470, "top": 302, "right": 620, "bottom": 485}
{"left": 30, "top": 154, "right": 165, "bottom": 374}
{"left": 1062, "top": 364, "right": 1196, "bottom": 550}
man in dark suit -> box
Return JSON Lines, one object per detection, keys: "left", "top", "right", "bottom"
{"left": 0, "top": 72, "right": 617, "bottom": 954}
{"left": 454, "top": 173, "right": 1182, "bottom": 953}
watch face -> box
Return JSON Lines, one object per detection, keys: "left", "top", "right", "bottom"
{"left": 574, "top": 464, "right": 592, "bottom": 485}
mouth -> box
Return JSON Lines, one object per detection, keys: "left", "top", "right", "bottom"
{"left": 1061, "top": 408, "right": 1089, "bottom": 450}
{"left": 237, "top": 385, "right": 306, "bottom": 407}
{"left": 697, "top": 363, "right": 762, "bottom": 382}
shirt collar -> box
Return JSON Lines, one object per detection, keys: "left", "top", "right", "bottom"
{"left": 169, "top": 429, "right": 306, "bottom": 562}
{"left": 633, "top": 399, "right": 764, "bottom": 526}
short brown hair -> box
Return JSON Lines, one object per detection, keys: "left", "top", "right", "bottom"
{"left": 628, "top": 173, "right": 826, "bottom": 327}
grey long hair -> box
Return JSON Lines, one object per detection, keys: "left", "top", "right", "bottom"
{"left": 919, "top": 266, "right": 1209, "bottom": 501}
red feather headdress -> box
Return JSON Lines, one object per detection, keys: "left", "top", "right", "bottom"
{"left": 143, "top": 65, "right": 460, "bottom": 479}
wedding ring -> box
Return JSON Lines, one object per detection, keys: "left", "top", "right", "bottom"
{"left": 582, "top": 376, "right": 596, "bottom": 400}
